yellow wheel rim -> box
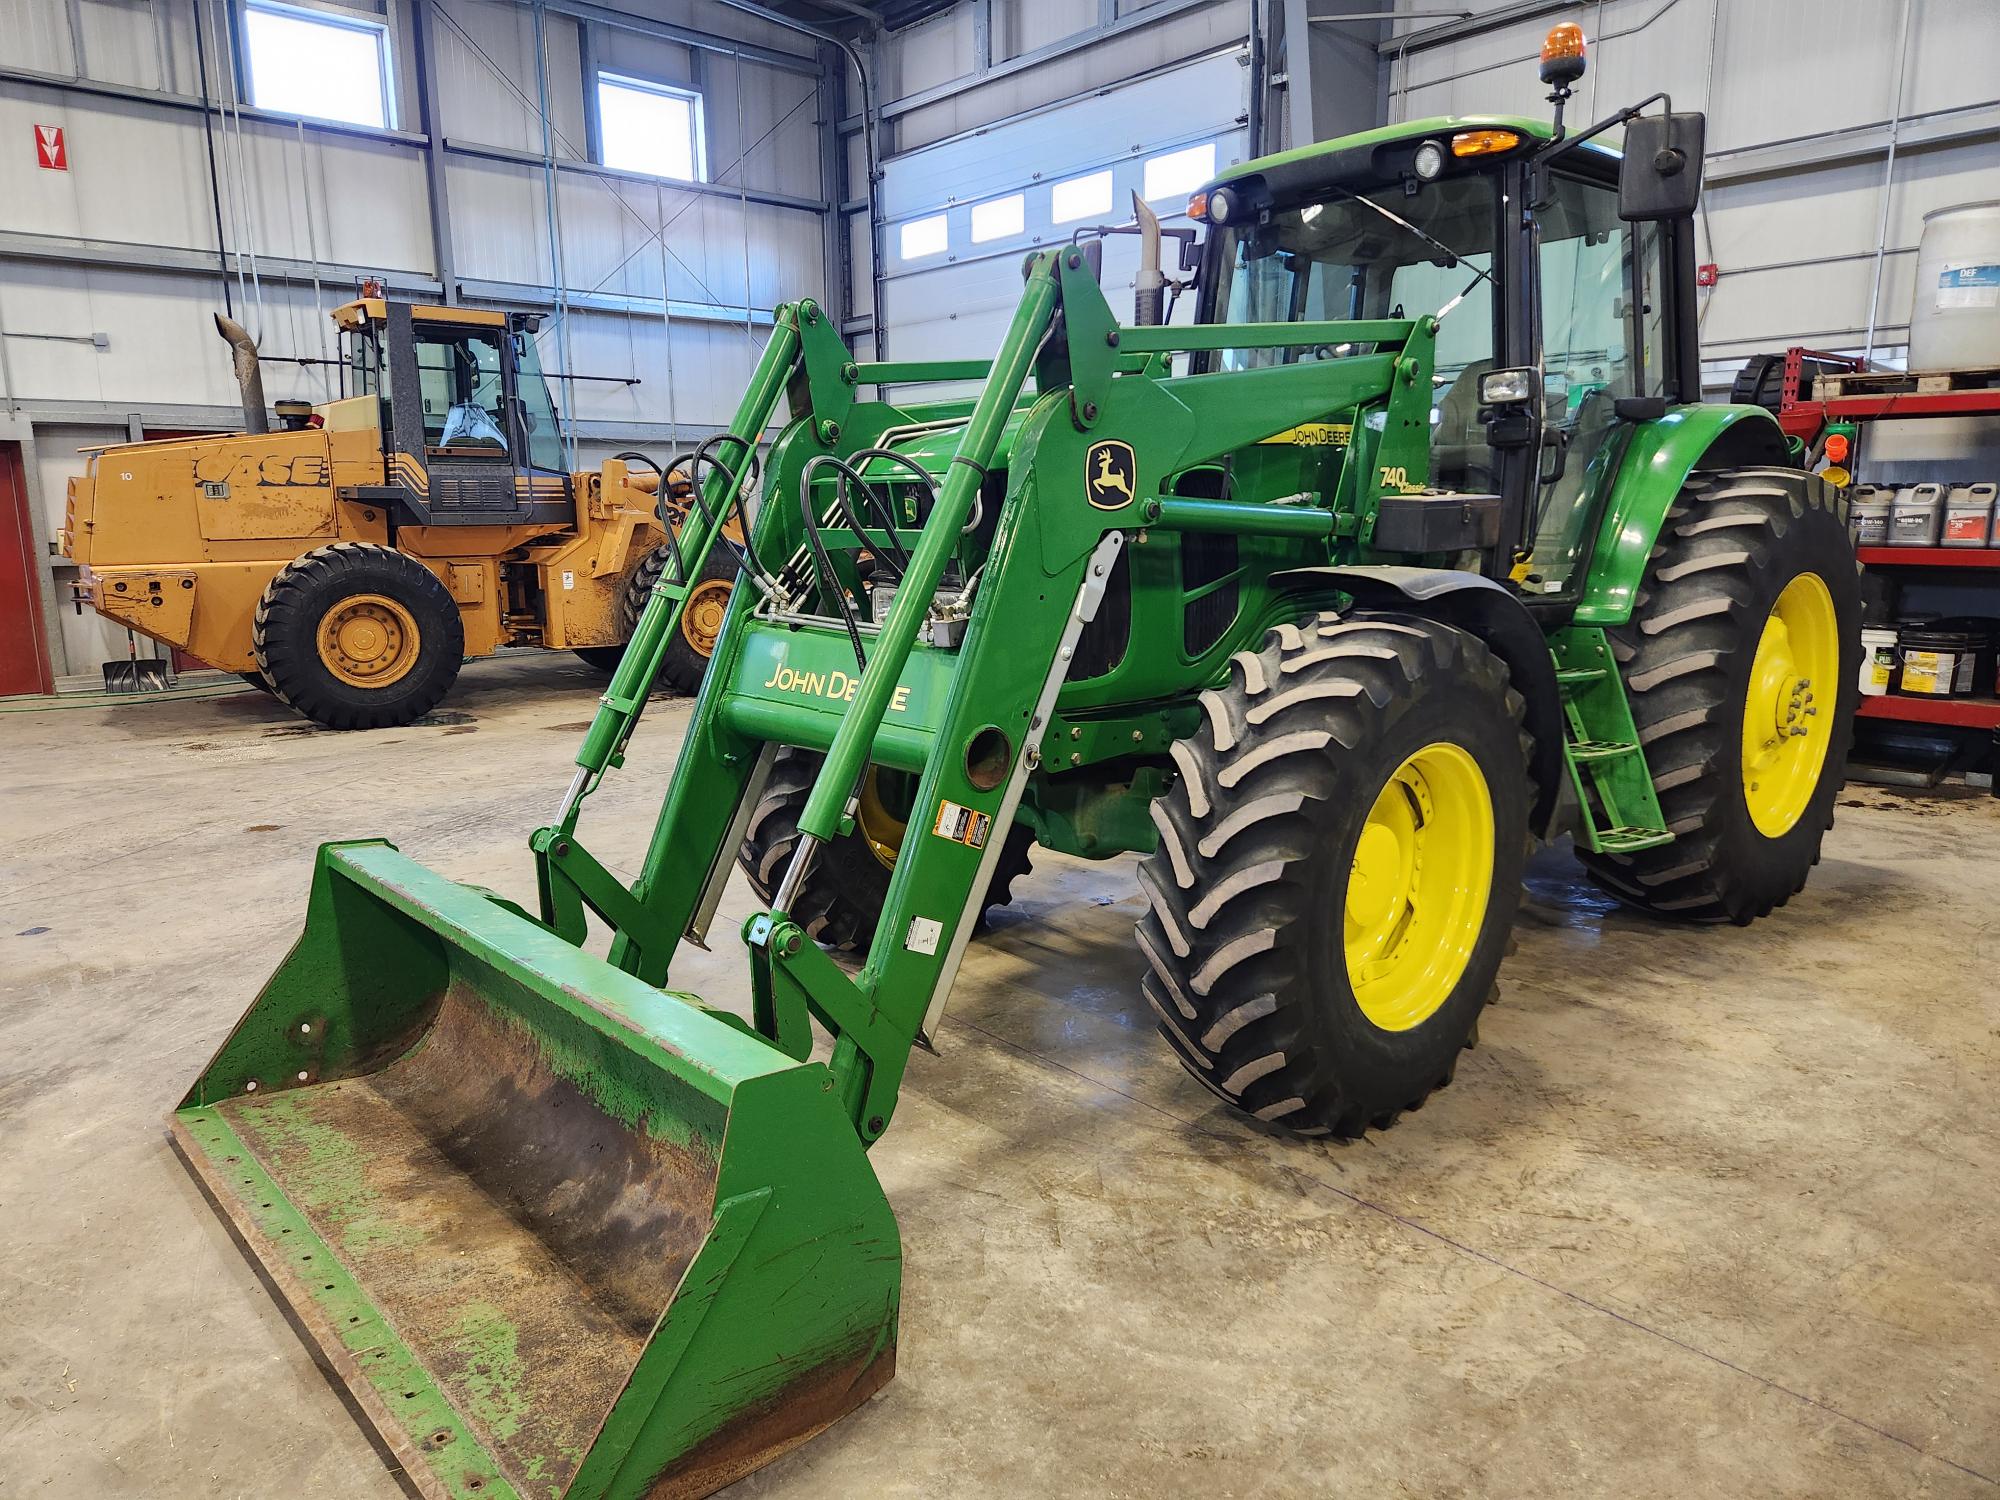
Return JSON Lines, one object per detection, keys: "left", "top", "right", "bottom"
{"left": 1343, "top": 741, "right": 1495, "bottom": 1032}
{"left": 680, "top": 579, "right": 733, "bottom": 658}
{"left": 316, "top": 593, "right": 420, "bottom": 689}
{"left": 1741, "top": 571, "right": 1839, "bottom": 838}
{"left": 855, "top": 767, "right": 907, "bottom": 871}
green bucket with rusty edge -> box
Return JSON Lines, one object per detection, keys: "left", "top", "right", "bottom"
{"left": 171, "top": 839, "right": 900, "bottom": 1500}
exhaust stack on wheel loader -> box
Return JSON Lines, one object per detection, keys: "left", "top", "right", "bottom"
{"left": 172, "top": 30, "right": 1859, "bottom": 1499}
{"left": 61, "top": 296, "right": 736, "bottom": 729}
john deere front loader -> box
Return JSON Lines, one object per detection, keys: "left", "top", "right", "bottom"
{"left": 172, "top": 28, "right": 1858, "bottom": 1498}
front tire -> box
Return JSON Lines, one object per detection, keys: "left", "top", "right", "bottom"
{"left": 1577, "top": 468, "right": 1860, "bottom": 923}
{"left": 253, "top": 543, "right": 464, "bottom": 730}
{"left": 738, "top": 747, "right": 1034, "bottom": 952}
{"left": 1137, "top": 614, "right": 1532, "bottom": 1138}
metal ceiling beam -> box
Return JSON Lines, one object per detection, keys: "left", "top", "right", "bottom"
{"left": 441, "top": 138, "right": 829, "bottom": 213}
{"left": 856, "top": 0, "right": 1227, "bottom": 125}
{"left": 0, "top": 64, "right": 430, "bottom": 147}
{"left": 538, "top": 0, "right": 820, "bottom": 73}
{"left": 1372, "top": 0, "right": 1573, "bottom": 53}
{"left": 1705, "top": 100, "right": 2000, "bottom": 184}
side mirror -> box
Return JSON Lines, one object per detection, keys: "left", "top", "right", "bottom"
{"left": 1619, "top": 111, "right": 1705, "bottom": 221}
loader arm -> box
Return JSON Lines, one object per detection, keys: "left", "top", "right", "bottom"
{"left": 549, "top": 249, "right": 1440, "bottom": 1140}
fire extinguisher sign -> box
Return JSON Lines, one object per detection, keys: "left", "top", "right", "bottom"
{"left": 35, "top": 124, "right": 67, "bottom": 171}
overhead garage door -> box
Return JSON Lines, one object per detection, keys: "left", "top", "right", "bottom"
{"left": 877, "top": 46, "right": 1251, "bottom": 374}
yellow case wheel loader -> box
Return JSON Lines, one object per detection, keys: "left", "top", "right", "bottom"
{"left": 59, "top": 298, "right": 733, "bottom": 728}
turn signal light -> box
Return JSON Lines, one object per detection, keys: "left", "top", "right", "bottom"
{"left": 1451, "top": 129, "right": 1521, "bottom": 157}
{"left": 1186, "top": 191, "right": 1208, "bottom": 221}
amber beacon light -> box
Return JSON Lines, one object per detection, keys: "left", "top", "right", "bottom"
{"left": 1539, "top": 21, "right": 1588, "bottom": 87}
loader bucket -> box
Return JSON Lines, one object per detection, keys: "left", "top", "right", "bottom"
{"left": 171, "top": 840, "right": 900, "bottom": 1500}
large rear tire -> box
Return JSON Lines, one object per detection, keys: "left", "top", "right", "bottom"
{"left": 1577, "top": 468, "right": 1859, "bottom": 923}
{"left": 738, "top": 746, "right": 1034, "bottom": 953}
{"left": 253, "top": 543, "right": 464, "bottom": 730}
{"left": 1137, "top": 614, "right": 1532, "bottom": 1138}
{"left": 618, "top": 545, "right": 737, "bottom": 695}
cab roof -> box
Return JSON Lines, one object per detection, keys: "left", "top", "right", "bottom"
{"left": 1206, "top": 113, "right": 1619, "bottom": 196}
{"left": 330, "top": 298, "right": 510, "bottom": 331}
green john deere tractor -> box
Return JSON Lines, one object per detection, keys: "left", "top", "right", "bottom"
{"left": 169, "top": 32, "right": 1857, "bottom": 1500}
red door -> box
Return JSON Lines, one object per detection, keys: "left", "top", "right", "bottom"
{"left": 0, "top": 443, "right": 54, "bottom": 696}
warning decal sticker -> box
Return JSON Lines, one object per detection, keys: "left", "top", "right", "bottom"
{"left": 932, "top": 798, "right": 991, "bottom": 850}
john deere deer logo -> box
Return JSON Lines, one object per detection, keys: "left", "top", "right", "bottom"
{"left": 1085, "top": 440, "right": 1137, "bottom": 510}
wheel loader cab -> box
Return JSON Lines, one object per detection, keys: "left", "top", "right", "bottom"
{"left": 333, "top": 298, "right": 572, "bottom": 528}
{"left": 1191, "top": 115, "right": 1701, "bottom": 603}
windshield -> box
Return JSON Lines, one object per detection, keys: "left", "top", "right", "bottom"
{"left": 1205, "top": 173, "right": 1498, "bottom": 386}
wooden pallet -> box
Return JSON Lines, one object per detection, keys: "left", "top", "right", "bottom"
{"left": 1815, "top": 363, "right": 2000, "bottom": 399}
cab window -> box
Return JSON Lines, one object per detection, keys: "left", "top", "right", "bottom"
{"left": 511, "top": 332, "right": 565, "bottom": 473}
{"left": 415, "top": 330, "right": 509, "bottom": 457}
{"left": 1205, "top": 174, "right": 1500, "bottom": 491}
{"left": 1526, "top": 168, "right": 1669, "bottom": 594}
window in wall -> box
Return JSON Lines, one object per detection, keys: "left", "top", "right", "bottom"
{"left": 900, "top": 213, "right": 948, "bottom": 260}
{"left": 1052, "top": 169, "right": 1113, "bottom": 225}
{"left": 243, "top": 0, "right": 393, "bottom": 129}
{"left": 597, "top": 72, "right": 707, "bottom": 182}
{"left": 971, "top": 193, "right": 1024, "bottom": 244}
{"left": 1143, "top": 141, "right": 1216, "bottom": 201}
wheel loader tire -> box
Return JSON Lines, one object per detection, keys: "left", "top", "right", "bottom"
{"left": 571, "top": 646, "right": 625, "bottom": 673}
{"left": 738, "top": 746, "right": 1034, "bottom": 953}
{"left": 618, "top": 545, "right": 736, "bottom": 696}
{"left": 253, "top": 543, "right": 464, "bottom": 731}
{"left": 1576, "top": 467, "right": 1860, "bottom": 924}
{"left": 238, "top": 670, "right": 276, "bottom": 695}
{"left": 1136, "top": 614, "right": 1532, "bottom": 1138}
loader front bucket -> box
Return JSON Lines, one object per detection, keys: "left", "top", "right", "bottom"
{"left": 171, "top": 840, "right": 900, "bottom": 1500}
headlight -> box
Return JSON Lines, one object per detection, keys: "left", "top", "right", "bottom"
{"left": 1413, "top": 141, "right": 1445, "bottom": 180}
{"left": 1209, "top": 186, "right": 1237, "bottom": 224}
{"left": 1479, "top": 367, "right": 1539, "bottom": 405}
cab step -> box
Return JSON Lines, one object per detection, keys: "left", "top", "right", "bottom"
{"left": 1547, "top": 626, "right": 1671, "bottom": 855}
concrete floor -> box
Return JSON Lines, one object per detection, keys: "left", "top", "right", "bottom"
{"left": 2, "top": 652, "right": 1996, "bottom": 1498}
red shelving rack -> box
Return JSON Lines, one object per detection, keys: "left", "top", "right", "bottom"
{"left": 1856, "top": 695, "right": 2000, "bottom": 730}
{"left": 1854, "top": 546, "right": 2000, "bottom": 569}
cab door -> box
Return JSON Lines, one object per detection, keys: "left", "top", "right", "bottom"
{"left": 1513, "top": 164, "right": 1671, "bottom": 597}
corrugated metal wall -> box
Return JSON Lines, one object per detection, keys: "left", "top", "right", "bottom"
{"left": 0, "top": 0, "right": 830, "bottom": 676}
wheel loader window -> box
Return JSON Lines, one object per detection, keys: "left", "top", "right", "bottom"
{"left": 509, "top": 332, "right": 566, "bottom": 473}
{"left": 415, "top": 333, "right": 510, "bottom": 459}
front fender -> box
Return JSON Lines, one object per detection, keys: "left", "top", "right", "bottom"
{"left": 1574, "top": 403, "right": 1793, "bottom": 627}
{"left": 1273, "top": 564, "right": 1566, "bottom": 840}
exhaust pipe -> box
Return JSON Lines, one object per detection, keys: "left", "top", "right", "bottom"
{"left": 1132, "top": 191, "right": 1165, "bottom": 327}
{"left": 214, "top": 312, "right": 269, "bottom": 434}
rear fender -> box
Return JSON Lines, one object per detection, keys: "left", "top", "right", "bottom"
{"left": 1575, "top": 404, "right": 1792, "bottom": 627}
{"left": 1272, "top": 565, "right": 1565, "bottom": 839}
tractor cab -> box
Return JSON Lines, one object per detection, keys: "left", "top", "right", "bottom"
{"left": 331, "top": 296, "right": 573, "bottom": 527}
{"left": 1188, "top": 25, "right": 1709, "bottom": 607}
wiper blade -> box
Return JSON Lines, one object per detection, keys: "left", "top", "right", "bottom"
{"left": 1334, "top": 189, "right": 1497, "bottom": 318}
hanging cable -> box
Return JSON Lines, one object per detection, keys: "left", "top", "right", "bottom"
{"left": 642, "top": 434, "right": 781, "bottom": 602}
{"left": 796, "top": 478, "right": 870, "bottom": 670}
{"left": 799, "top": 454, "right": 914, "bottom": 581}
